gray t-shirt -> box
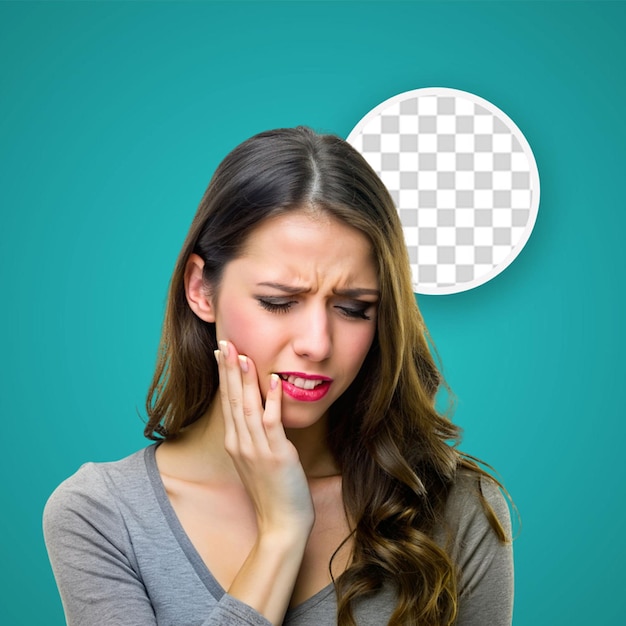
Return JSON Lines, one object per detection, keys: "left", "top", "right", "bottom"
{"left": 43, "top": 444, "right": 513, "bottom": 625}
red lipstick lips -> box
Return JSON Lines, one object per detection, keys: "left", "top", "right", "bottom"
{"left": 276, "top": 372, "right": 333, "bottom": 402}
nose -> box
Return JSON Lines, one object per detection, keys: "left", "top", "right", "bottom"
{"left": 292, "top": 304, "right": 332, "bottom": 362}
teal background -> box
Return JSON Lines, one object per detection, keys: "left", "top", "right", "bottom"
{"left": 1, "top": 1, "right": 624, "bottom": 624}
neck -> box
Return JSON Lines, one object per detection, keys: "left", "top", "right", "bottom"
{"left": 285, "top": 420, "right": 339, "bottom": 478}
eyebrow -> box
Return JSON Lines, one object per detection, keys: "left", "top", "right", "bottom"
{"left": 256, "top": 282, "right": 380, "bottom": 298}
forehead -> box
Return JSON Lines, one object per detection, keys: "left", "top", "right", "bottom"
{"left": 234, "top": 209, "right": 378, "bottom": 287}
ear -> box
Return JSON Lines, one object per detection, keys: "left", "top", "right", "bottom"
{"left": 184, "top": 253, "right": 216, "bottom": 322}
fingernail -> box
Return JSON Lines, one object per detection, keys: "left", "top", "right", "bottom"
{"left": 213, "top": 349, "right": 220, "bottom": 363}
{"left": 218, "top": 340, "right": 229, "bottom": 357}
{"left": 270, "top": 373, "right": 279, "bottom": 390}
{"left": 238, "top": 355, "right": 249, "bottom": 373}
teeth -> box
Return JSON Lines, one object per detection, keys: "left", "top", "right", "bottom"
{"left": 281, "top": 375, "right": 325, "bottom": 390}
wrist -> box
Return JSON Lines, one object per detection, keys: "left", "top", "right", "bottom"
{"left": 255, "top": 523, "right": 312, "bottom": 554}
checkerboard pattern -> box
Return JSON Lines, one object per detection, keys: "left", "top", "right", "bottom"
{"left": 348, "top": 88, "right": 539, "bottom": 295}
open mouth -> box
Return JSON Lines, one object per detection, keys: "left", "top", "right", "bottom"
{"left": 278, "top": 374, "right": 328, "bottom": 390}
{"left": 275, "top": 372, "right": 334, "bottom": 401}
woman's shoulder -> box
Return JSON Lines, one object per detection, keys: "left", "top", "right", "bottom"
{"left": 43, "top": 445, "right": 157, "bottom": 530}
{"left": 444, "top": 466, "right": 512, "bottom": 535}
{"left": 436, "top": 464, "right": 514, "bottom": 599}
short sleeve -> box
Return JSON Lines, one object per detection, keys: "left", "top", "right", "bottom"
{"left": 43, "top": 463, "right": 158, "bottom": 625}
{"left": 443, "top": 473, "right": 514, "bottom": 626}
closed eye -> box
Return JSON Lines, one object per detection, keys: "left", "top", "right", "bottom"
{"left": 257, "top": 296, "right": 376, "bottom": 320}
{"left": 335, "top": 304, "right": 375, "bottom": 320}
{"left": 257, "top": 297, "right": 295, "bottom": 314}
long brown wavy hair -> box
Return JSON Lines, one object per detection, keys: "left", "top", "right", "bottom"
{"left": 145, "top": 126, "right": 509, "bottom": 625}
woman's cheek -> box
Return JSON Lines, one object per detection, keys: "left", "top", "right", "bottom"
{"left": 216, "top": 304, "right": 274, "bottom": 373}
{"left": 218, "top": 309, "right": 254, "bottom": 351}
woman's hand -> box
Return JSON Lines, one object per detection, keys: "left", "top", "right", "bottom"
{"left": 213, "top": 340, "right": 314, "bottom": 625}
{"left": 215, "top": 340, "right": 315, "bottom": 534}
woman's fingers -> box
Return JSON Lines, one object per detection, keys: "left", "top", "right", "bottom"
{"left": 216, "top": 340, "right": 276, "bottom": 452}
{"left": 215, "top": 340, "right": 251, "bottom": 453}
{"left": 263, "top": 373, "right": 289, "bottom": 451}
{"left": 237, "top": 353, "right": 273, "bottom": 452}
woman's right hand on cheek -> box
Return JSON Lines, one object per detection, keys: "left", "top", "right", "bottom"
{"left": 214, "top": 341, "right": 314, "bottom": 623}
{"left": 214, "top": 340, "right": 315, "bottom": 538}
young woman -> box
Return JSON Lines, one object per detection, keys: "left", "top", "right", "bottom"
{"left": 44, "top": 127, "right": 513, "bottom": 626}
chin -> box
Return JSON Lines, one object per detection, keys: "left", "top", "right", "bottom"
{"left": 280, "top": 406, "right": 329, "bottom": 431}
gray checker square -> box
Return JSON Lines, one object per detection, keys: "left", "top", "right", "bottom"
{"left": 348, "top": 87, "right": 540, "bottom": 294}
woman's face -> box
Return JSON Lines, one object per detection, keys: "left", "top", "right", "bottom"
{"left": 211, "top": 209, "right": 379, "bottom": 430}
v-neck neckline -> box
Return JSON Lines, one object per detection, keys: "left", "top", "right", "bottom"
{"left": 143, "top": 443, "right": 337, "bottom": 619}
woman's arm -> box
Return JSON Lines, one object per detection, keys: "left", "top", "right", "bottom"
{"left": 453, "top": 474, "right": 514, "bottom": 626}
{"left": 213, "top": 341, "right": 315, "bottom": 625}
{"left": 43, "top": 470, "right": 159, "bottom": 625}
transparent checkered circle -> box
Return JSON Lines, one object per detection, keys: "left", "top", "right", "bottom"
{"left": 347, "top": 87, "right": 540, "bottom": 295}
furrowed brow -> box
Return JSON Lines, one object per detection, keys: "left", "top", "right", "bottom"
{"left": 256, "top": 283, "right": 380, "bottom": 298}
{"left": 256, "top": 282, "right": 310, "bottom": 294}
{"left": 333, "top": 288, "right": 380, "bottom": 298}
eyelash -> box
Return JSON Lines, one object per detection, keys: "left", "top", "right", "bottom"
{"left": 258, "top": 299, "right": 293, "bottom": 314}
{"left": 257, "top": 298, "right": 372, "bottom": 320}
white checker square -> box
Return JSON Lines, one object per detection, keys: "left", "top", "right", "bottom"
{"left": 511, "top": 152, "right": 530, "bottom": 171}
{"left": 474, "top": 263, "right": 495, "bottom": 276}
{"left": 417, "top": 171, "right": 437, "bottom": 190}
{"left": 437, "top": 227, "right": 457, "bottom": 246}
{"left": 386, "top": 102, "right": 401, "bottom": 117}
{"left": 352, "top": 136, "right": 364, "bottom": 152}
{"left": 456, "top": 208, "right": 474, "bottom": 227}
{"left": 456, "top": 171, "right": 474, "bottom": 190}
{"left": 493, "top": 171, "right": 513, "bottom": 190}
{"left": 493, "top": 209, "right": 513, "bottom": 227}
{"left": 474, "top": 114, "right": 494, "bottom": 134}
{"left": 511, "top": 226, "right": 527, "bottom": 242}
{"left": 380, "top": 134, "right": 400, "bottom": 152}
{"left": 403, "top": 226, "right": 419, "bottom": 246}
{"left": 456, "top": 98, "right": 475, "bottom": 115}
{"left": 399, "top": 115, "right": 418, "bottom": 134}
{"left": 474, "top": 153, "right": 494, "bottom": 172}
{"left": 417, "top": 246, "right": 437, "bottom": 264}
{"left": 512, "top": 189, "right": 532, "bottom": 209}
{"left": 493, "top": 245, "right": 513, "bottom": 265}
{"left": 436, "top": 153, "right": 456, "bottom": 171}
{"left": 417, "top": 134, "right": 437, "bottom": 152}
{"left": 456, "top": 245, "right": 475, "bottom": 264}
{"left": 437, "top": 115, "right": 457, "bottom": 134}
{"left": 417, "top": 208, "right": 437, "bottom": 227}
{"left": 437, "top": 190, "right": 456, "bottom": 209}
{"left": 474, "top": 227, "right": 494, "bottom": 246}
{"left": 398, "top": 189, "right": 419, "bottom": 208}
{"left": 474, "top": 190, "right": 494, "bottom": 209}
{"left": 437, "top": 265, "right": 456, "bottom": 285}
{"left": 381, "top": 171, "right": 400, "bottom": 191}
{"left": 417, "top": 96, "right": 438, "bottom": 115}
{"left": 399, "top": 152, "right": 418, "bottom": 171}
{"left": 363, "top": 153, "right": 381, "bottom": 171}
{"left": 455, "top": 134, "right": 475, "bottom": 152}
{"left": 493, "top": 134, "right": 513, "bottom": 153}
